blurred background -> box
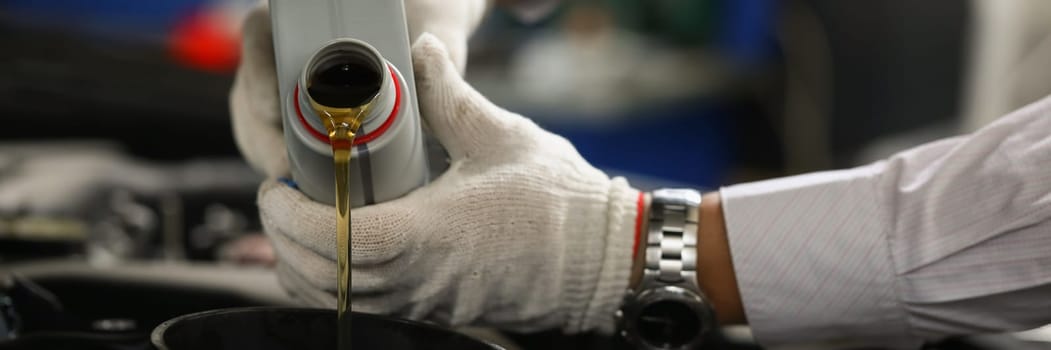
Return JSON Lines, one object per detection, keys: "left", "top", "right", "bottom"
{"left": 1, "top": 0, "right": 1050, "bottom": 349}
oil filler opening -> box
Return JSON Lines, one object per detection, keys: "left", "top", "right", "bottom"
{"left": 303, "top": 40, "right": 386, "bottom": 109}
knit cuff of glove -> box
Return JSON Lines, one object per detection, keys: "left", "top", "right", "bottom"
{"left": 562, "top": 176, "right": 639, "bottom": 334}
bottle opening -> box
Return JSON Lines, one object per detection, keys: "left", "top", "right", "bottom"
{"left": 305, "top": 41, "right": 385, "bottom": 108}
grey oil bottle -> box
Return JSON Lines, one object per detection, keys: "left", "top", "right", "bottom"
{"left": 268, "top": 1, "right": 429, "bottom": 349}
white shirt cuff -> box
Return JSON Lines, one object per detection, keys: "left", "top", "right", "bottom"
{"left": 720, "top": 164, "right": 920, "bottom": 349}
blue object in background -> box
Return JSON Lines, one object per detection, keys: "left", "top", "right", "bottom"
{"left": 716, "top": 0, "right": 778, "bottom": 67}
{"left": 1, "top": 0, "right": 209, "bottom": 41}
{"left": 531, "top": 100, "right": 734, "bottom": 189}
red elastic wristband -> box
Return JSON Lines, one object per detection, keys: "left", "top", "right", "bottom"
{"left": 633, "top": 191, "right": 645, "bottom": 260}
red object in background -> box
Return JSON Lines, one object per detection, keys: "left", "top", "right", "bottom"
{"left": 169, "top": 10, "right": 240, "bottom": 74}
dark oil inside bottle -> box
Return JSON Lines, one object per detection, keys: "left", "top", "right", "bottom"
{"left": 308, "top": 58, "right": 383, "bottom": 108}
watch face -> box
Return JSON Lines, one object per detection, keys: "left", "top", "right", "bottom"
{"left": 638, "top": 300, "right": 702, "bottom": 348}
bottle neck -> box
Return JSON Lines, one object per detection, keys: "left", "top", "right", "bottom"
{"left": 295, "top": 64, "right": 398, "bottom": 140}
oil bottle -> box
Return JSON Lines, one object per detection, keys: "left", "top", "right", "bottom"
{"left": 270, "top": 1, "right": 428, "bottom": 208}
{"left": 269, "top": 2, "right": 428, "bottom": 349}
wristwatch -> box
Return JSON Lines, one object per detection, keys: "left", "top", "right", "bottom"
{"left": 618, "top": 189, "right": 714, "bottom": 350}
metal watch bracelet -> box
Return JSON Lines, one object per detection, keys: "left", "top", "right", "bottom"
{"left": 644, "top": 188, "right": 700, "bottom": 286}
{"left": 619, "top": 189, "right": 714, "bottom": 350}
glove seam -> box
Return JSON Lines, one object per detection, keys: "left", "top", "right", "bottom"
{"left": 571, "top": 177, "right": 637, "bottom": 334}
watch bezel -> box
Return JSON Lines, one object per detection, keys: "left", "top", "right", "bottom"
{"left": 619, "top": 285, "right": 714, "bottom": 350}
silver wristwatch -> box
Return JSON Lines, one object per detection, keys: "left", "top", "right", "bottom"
{"left": 618, "top": 189, "right": 714, "bottom": 350}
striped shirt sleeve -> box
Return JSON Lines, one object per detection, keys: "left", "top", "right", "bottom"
{"left": 720, "top": 95, "right": 1051, "bottom": 348}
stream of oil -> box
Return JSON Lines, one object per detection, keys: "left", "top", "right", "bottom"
{"left": 330, "top": 124, "right": 356, "bottom": 350}
{"left": 309, "top": 60, "right": 382, "bottom": 350}
{"left": 321, "top": 111, "right": 364, "bottom": 350}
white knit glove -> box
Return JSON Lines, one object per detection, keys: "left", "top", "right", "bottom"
{"left": 230, "top": 0, "right": 488, "bottom": 177}
{"left": 258, "top": 35, "right": 641, "bottom": 333}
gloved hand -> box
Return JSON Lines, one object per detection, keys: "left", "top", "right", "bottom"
{"left": 259, "top": 35, "right": 641, "bottom": 333}
{"left": 230, "top": 0, "right": 488, "bottom": 177}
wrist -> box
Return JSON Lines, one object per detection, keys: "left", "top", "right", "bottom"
{"left": 627, "top": 191, "right": 745, "bottom": 325}
{"left": 618, "top": 189, "right": 715, "bottom": 349}
{"left": 696, "top": 192, "right": 745, "bottom": 324}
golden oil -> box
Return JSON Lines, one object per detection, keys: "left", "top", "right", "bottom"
{"left": 308, "top": 59, "right": 381, "bottom": 350}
